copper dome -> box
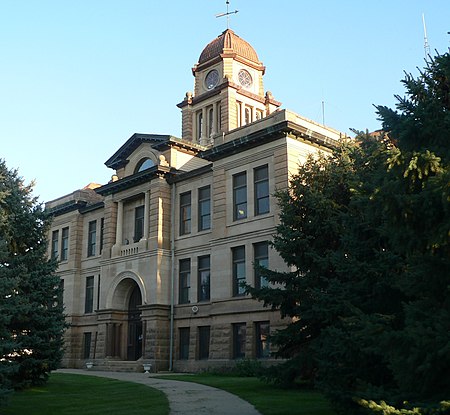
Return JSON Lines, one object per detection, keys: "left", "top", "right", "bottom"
{"left": 198, "top": 29, "right": 261, "bottom": 65}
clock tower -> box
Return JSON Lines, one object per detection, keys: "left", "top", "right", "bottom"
{"left": 177, "top": 29, "right": 281, "bottom": 146}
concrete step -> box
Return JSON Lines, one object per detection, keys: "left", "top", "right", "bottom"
{"left": 85, "top": 360, "right": 145, "bottom": 372}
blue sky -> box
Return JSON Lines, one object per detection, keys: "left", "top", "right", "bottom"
{"left": 1, "top": 1, "right": 449, "bottom": 203}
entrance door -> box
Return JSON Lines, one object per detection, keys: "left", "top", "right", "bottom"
{"left": 127, "top": 285, "right": 142, "bottom": 361}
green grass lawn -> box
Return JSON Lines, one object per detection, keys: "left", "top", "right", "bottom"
{"left": 3, "top": 373, "right": 169, "bottom": 415}
{"left": 157, "top": 374, "right": 337, "bottom": 415}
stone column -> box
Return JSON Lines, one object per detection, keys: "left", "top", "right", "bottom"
{"left": 143, "top": 190, "right": 150, "bottom": 240}
{"left": 115, "top": 201, "right": 123, "bottom": 245}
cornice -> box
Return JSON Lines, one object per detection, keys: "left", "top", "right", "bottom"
{"left": 200, "top": 119, "right": 339, "bottom": 162}
{"left": 95, "top": 165, "right": 172, "bottom": 196}
{"left": 47, "top": 200, "right": 88, "bottom": 216}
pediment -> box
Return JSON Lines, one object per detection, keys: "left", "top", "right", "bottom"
{"left": 104, "top": 133, "right": 174, "bottom": 171}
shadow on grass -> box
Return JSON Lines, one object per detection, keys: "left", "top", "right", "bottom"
{"left": 156, "top": 373, "right": 336, "bottom": 415}
{"left": 3, "top": 373, "right": 169, "bottom": 415}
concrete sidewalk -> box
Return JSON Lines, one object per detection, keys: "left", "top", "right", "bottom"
{"left": 57, "top": 369, "right": 261, "bottom": 415}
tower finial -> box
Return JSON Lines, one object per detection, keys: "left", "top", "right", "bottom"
{"left": 215, "top": 0, "right": 238, "bottom": 30}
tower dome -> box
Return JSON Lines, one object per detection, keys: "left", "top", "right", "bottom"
{"left": 198, "top": 29, "right": 261, "bottom": 66}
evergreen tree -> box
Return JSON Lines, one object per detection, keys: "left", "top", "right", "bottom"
{"left": 0, "top": 160, "right": 66, "bottom": 406}
{"left": 247, "top": 51, "right": 450, "bottom": 414}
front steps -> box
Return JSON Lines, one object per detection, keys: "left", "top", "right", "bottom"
{"left": 84, "top": 359, "right": 145, "bottom": 372}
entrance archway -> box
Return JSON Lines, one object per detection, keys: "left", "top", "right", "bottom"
{"left": 127, "top": 284, "right": 142, "bottom": 361}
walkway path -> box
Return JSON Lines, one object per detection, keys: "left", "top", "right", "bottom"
{"left": 57, "top": 369, "right": 261, "bottom": 415}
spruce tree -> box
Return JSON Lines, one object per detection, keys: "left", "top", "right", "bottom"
{"left": 0, "top": 160, "right": 66, "bottom": 406}
{"left": 247, "top": 51, "right": 450, "bottom": 414}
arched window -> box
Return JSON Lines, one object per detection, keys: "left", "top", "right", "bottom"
{"left": 197, "top": 112, "right": 203, "bottom": 141}
{"left": 245, "top": 107, "right": 251, "bottom": 125}
{"left": 208, "top": 108, "right": 214, "bottom": 136}
{"left": 135, "top": 158, "right": 155, "bottom": 173}
{"left": 236, "top": 103, "right": 241, "bottom": 127}
{"left": 217, "top": 104, "right": 222, "bottom": 131}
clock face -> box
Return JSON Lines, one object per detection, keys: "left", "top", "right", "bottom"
{"left": 205, "top": 70, "right": 219, "bottom": 90}
{"left": 238, "top": 69, "right": 252, "bottom": 88}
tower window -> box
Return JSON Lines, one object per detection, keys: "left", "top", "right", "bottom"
{"left": 245, "top": 107, "right": 251, "bottom": 125}
{"left": 208, "top": 108, "right": 214, "bottom": 137}
{"left": 217, "top": 104, "right": 222, "bottom": 131}
{"left": 205, "top": 69, "right": 219, "bottom": 90}
{"left": 197, "top": 112, "right": 203, "bottom": 141}
{"left": 238, "top": 69, "right": 252, "bottom": 88}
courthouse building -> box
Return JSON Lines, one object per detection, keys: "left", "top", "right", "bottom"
{"left": 46, "top": 28, "right": 344, "bottom": 371}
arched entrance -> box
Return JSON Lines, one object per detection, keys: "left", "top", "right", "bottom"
{"left": 127, "top": 284, "right": 142, "bottom": 361}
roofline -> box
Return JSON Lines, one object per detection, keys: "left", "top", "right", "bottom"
{"left": 95, "top": 165, "right": 172, "bottom": 196}
{"left": 167, "top": 164, "right": 213, "bottom": 184}
{"left": 105, "top": 133, "right": 179, "bottom": 170}
{"left": 200, "top": 119, "right": 340, "bottom": 162}
{"left": 47, "top": 200, "right": 88, "bottom": 216}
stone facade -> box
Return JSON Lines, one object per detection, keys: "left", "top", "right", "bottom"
{"left": 46, "top": 29, "right": 345, "bottom": 372}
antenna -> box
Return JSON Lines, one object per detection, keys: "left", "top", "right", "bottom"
{"left": 422, "top": 13, "right": 430, "bottom": 58}
{"left": 321, "top": 100, "right": 325, "bottom": 125}
{"left": 216, "top": 0, "right": 238, "bottom": 29}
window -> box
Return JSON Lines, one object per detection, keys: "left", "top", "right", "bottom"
{"left": 233, "top": 323, "right": 246, "bottom": 359}
{"left": 87, "top": 220, "right": 96, "bottom": 257}
{"left": 135, "top": 158, "right": 155, "bottom": 173}
{"left": 238, "top": 69, "right": 253, "bottom": 88}
{"left": 254, "top": 242, "right": 269, "bottom": 289}
{"left": 180, "top": 192, "right": 191, "bottom": 235}
{"left": 134, "top": 205, "right": 144, "bottom": 242}
{"left": 254, "top": 165, "right": 269, "bottom": 215}
{"left": 179, "top": 328, "right": 190, "bottom": 360}
{"left": 255, "top": 322, "right": 270, "bottom": 358}
{"left": 256, "top": 109, "right": 263, "bottom": 120}
{"left": 59, "top": 279, "right": 64, "bottom": 304}
{"left": 51, "top": 230, "right": 59, "bottom": 260}
{"left": 100, "top": 218, "right": 104, "bottom": 254}
{"left": 60, "top": 227, "right": 69, "bottom": 261}
{"left": 179, "top": 259, "right": 191, "bottom": 304}
{"left": 233, "top": 172, "right": 247, "bottom": 220}
{"left": 217, "top": 104, "right": 222, "bottom": 131}
{"left": 198, "top": 326, "right": 210, "bottom": 360}
{"left": 197, "top": 112, "right": 203, "bottom": 141}
{"left": 198, "top": 186, "right": 211, "bottom": 231}
{"left": 208, "top": 108, "right": 214, "bottom": 136}
{"left": 85, "top": 276, "right": 94, "bottom": 314}
{"left": 245, "top": 107, "right": 251, "bottom": 125}
{"left": 198, "top": 255, "right": 210, "bottom": 302}
{"left": 83, "top": 332, "right": 92, "bottom": 359}
{"left": 232, "top": 246, "right": 246, "bottom": 296}
{"left": 236, "top": 103, "right": 240, "bottom": 127}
